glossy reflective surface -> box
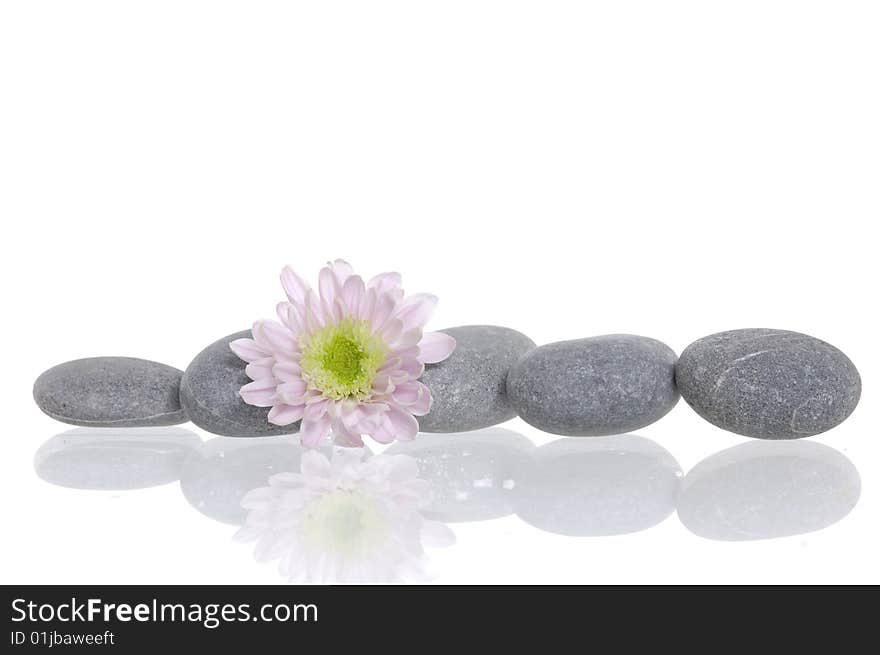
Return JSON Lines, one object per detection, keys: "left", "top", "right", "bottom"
{"left": 26, "top": 425, "right": 864, "bottom": 583}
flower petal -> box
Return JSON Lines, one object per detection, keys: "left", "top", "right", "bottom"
{"left": 367, "top": 271, "right": 402, "bottom": 294}
{"left": 341, "top": 275, "right": 365, "bottom": 316}
{"left": 240, "top": 378, "right": 278, "bottom": 407}
{"left": 229, "top": 337, "right": 267, "bottom": 363}
{"left": 272, "top": 360, "right": 302, "bottom": 382}
{"left": 418, "top": 331, "right": 457, "bottom": 364}
{"left": 318, "top": 265, "right": 341, "bottom": 307}
{"left": 331, "top": 418, "right": 365, "bottom": 448}
{"left": 328, "top": 259, "right": 354, "bottom": 284}
{"left": 268, "top": 403, "right": 305, "bottom": 426}
{"left": 391, "top": 381, "right": 421, "bottom": 406}
{"left": 300, "top": 415, "right": 331, "bottom": 448}
{"left": 253, "top": 320, "right": 297, "bottom": 354}
{"left": 245, "top": 357, "right": 275, "bottom": 381}
{"left": 303, "top": 399, "right": 329, "bottom": 421}
{"left": 385, "top": 403, "right": 419, "bottom": 441}
{"left": 280, "top": 266, "right": 311, "bottom": 305}
{"left": 396, "top": 293, "right": 438, "bottom": 330}
{"left": 369, "top": 292, "right": 398, "bottom": 333}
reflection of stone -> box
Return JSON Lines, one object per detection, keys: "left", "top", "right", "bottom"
{"left": 388, "top": 429, "right": 534, "bottom": 522}
{"left": 236, "top": 448, "right": 454, "bottom": 583}
{"left": 179, "top": 436, "right": 305, "bottom": 525}
{"left": 512, "top": 435, "right": 682, "bottom": 536}
{"left": 677, "top": 440, "right": 860, "bottom": 541}
{"left": 34, "top": 428, "right": 201, "bottom": 490}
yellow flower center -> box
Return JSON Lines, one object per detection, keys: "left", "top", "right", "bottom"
{"left": 300, "top": 319, "right": 386, "bottom": 399}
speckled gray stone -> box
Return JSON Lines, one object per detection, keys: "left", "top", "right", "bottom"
{"left": 180, "top": 330, "right": 299, "bottom": 437}
{"left": 33, "top": 357, "right": 188, "bottom": 427}
{"left": 418, "top": 325, "right": 536, "bottom": 433}
{"left": 387, "top": 428, "right": 534, "bottom": 522}
{"left": 506, "top": 334, "right": 679, "bottom": 436}
{"left": 677, "top": 440, "right": 860, "bottom": 540}
{"left": 675, "top": 329, "right": 861, "bottom": 439}
{"left": 512, "top": 436, "right": 682, "bottom": 536}
{"left": 34, "top": 427, "right": 202, "bottom": 490}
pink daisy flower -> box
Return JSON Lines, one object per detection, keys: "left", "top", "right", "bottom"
{"left": 229, "top": 260, "right": 456, "bottom": 447}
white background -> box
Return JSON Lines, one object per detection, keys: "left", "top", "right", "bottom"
{"left": 1, "top": 1, "right": 877, "bottom": 584}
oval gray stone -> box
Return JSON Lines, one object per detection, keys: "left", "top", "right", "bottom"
{"left": 180, "top": 330, "right": 299, "bottom": 438}
{"left": 677, "top": 440, "right": 860, "bottom": 540}
{"left": 512, "top": 436, "right": 682, "bottom": 536}
{"left": 34, "top": 427, "right": 202, "bottom": 490}
{"left": 387, "top": 428, "right": 534, "bottom": 522}
{"left": 506, "top": 334, "right": 679, "bottom": 436}
{"left": 418, "top": 325, "right": 536, "bottom": 433}
{"left": 33, "top": 357, "right": 188, "bottom": 427}
{"left": 179, "top": 435, "right": 305, "bottom": 525}
{"left": 675, "top": 329, "right": 861, "bottom": 439}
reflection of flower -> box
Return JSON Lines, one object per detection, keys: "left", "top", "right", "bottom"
{"left": 230, "top": 260, "right": 456, "bottom": 447}
{"left": 235, "top": 448, "right": 454, "bottom": 583}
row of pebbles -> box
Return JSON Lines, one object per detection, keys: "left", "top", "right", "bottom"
{"left": 33, "top": 326, "right": 862, "bottom": 440}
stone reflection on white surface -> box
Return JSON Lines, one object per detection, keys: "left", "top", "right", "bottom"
{"left": 387, "top": 428, "right": 534, "bottom": 522}
{"left": 512, "top": 435, "right": 683, "bottom": 536}
{"left": 677, "top": 440, "right": 861, "bottom": 541}
{"left": 180, "top": 436, "right": 305, "bottom": 525}
{"left": 32, "top": 427, "right": 862, "bottom": 582}
{"left": 34, "top": 427, "right": 202, "bottom": 490}
{"left": 235, "top": 447, "right": 455, "bottom": 583}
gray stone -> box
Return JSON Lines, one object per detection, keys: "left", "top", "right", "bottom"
{"left": 677, "top": 440, "right": 860, "bottom": 541}
{"left": 418, "top": 325, "right": 536, "bottom": 433}
{"left": 675, "top": 329, "right": 861, "bottom": 439}
{"left": 33, "top": 357, "right": 188, "bottom": 427}
{"left": 387, "top": 428, "right": 534, "bottom": 522}
{"left": 34, "top": 427, "right": 202, "bottom": 490}
{"left": 512, "top": 436, "right": 682, "bottom": 536}
{"left": 179, "top": 436, "right": 305, "bottom": 525}
{"left": 180, "top": 330, "right": 300, "bottom": 437}
{"left": 506, "top": 334, "right": 679, "bottom": 436}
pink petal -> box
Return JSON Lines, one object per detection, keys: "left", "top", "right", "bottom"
{"left": 245, "top": 357, "right": 275, "bottom": 381}
{"left": 303, "top": 399, "right": 329, "bottom": 421}
{"left": 367, "top": 271, "right": 402, "bottom": 294}
{"left": 229, "top": 337, "right": 267, "bottom": 364}
{"left": 418, "top": 331, "right": 457, "bottom": 364}
{"left": 304, "top": 290, "right": 326, "bottom": 330}
{"left": 409, "top": 383, "right": 433, "bottom": 416}
{"left": 357, "top": 288, "right": 377, "bottom": 322}
{"left": 392, "top": 381, "right": 421, "bottom": 405}
{"left": 379, "top": 318, "right": 403, "bottom": 344}
{"left": 239, "top": 378, "right": 278, "bottom": 407}
{"left": 280, "top": 266, "right": 311, "bottom": 305}
{"left": 341, "top": 275, "right": 365, "bottom": 316}
{"left": 328, "top": 259, "right": 354, "bottom": 284}
{"left": 396, "top": 356, "right": 425, "bottom": 380}
{"left": 252, "top": 320, "right": 297, "bottom": 354}
{"left": 331, "top": 418, "right": 365, "bottom": 448}
{"left": 318, "top": 266, "right": 340, "bottom": 307}
{"left": 371, "top": 373, "right": 394, "bottom": 395}
{"left": 396, "top": 293, "right": 438, "bottom": 330}
{"left": 276, "top": 379, "right": 308, "bottom": 404}
{"left": 369, "top": 292, "right": 398, "bottom": 333}
{"left": 395, "top": 328, "right": 423, "bottom": 349}
{"left": 272, "top": 360, "right": 302, "bottom": 382}
{"left": 300, "top": 415, "right": 331, "bottom": 448}
{"left": 385, "top": 403, "right": 419, "bottom": 441}
{"left": 268, "top": 403, "right": 305, "bottom": 426}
